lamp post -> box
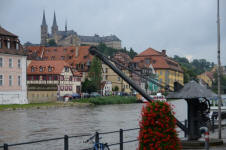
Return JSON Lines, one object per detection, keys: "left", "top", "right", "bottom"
{"left": 217, "top": 0, "right": 222, "bottom": 139}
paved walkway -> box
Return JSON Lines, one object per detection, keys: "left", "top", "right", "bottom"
{"left": 184, "top": 126, "right": 226, "bottom": 150}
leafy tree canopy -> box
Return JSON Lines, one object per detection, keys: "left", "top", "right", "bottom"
{"left": 173, "top": 55, "right": 214, "bottom": 83}
{"left": 88, "top": 56, "right": 102, "bottom": 91}
{"left": 97, "top": 43, "right": 138, "bottom": 59}
{"left": 81, "top": 78, "right": 97, "bottom": 93}
{"left": 48, "top": 39, "right": 57, "bottom": 46}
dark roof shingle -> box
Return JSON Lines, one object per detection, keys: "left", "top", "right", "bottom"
{"left": 0, "top": 26, "right": 17, "bottom": 37}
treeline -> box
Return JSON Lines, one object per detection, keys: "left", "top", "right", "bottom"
{"left": 173, "top": 55, "right": 215, "bottom": 83}
{"left": 212, "top": 71, "right": 226, "bottom": 93}
{"left": 97, "top": 43, "right": 137, "bottom": 59}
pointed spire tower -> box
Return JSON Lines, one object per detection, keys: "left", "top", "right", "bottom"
{"left": 41, "top": 10, "right": 48, "bottom": 45}
{"left": 65, "top": 19, "right": 67, "bottom": 32}
{"left": 51, "top": 11, "right": 58, "bottom": 35}
{"left": 42, "top": 10, "right": 47, "bottom": 26}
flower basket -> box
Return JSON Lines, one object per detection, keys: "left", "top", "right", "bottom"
{"left": 138, "top": 101, "right": 181, "bottom": 150}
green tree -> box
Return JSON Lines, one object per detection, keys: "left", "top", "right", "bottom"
{"left": 96, "top": 43, "right": 137, "bottom": 59}
{"left": 212, "top": 72, "right": 226, "bottom": 93}
{"left": 173, "top": 55, "right": 214, "bottom": 83}
{"left": 48, "top": 39, "right": 57, "bottom": 46}
{"left": 129, "top": 48, "right": 138, "bottom": 59}
{"left": 113, "top": 86, "right": 119, "bottom": 91}
{"left": 81, "top": 78, "right": 97, "bottom": 93}
{"left": 88, "top": 57, "right": 102, "bottom": 91}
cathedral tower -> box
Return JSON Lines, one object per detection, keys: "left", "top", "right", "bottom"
{"left": 41, "top": 10, "right": 48, "bottom": 45}
{"left": 51, "top": 11, "right": 58, "bottom": 35}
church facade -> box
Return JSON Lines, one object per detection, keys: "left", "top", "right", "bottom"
{"left": 41, "top": 11, "right": 121, "bottom": 49}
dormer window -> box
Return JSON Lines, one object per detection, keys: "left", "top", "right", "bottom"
{"left": 48, "top": 66, "right": 52, "bottom": 72}
{"left": 65, "top": 67, "right": 69, "bottom": 72}
{"left": 16, "top": 42, "right": 19, "bottom": 50}
{"left": 39, "top": 66, "right": 43, "bottom": 72}
{"left": 31, "top": 66, "right": 35, "bottom": 72}
{"left": 7, "top": 40, "right": 10, "bottom": 49}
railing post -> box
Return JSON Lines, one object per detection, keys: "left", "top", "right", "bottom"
{"left": 3, "top": 143, "right": 8, "bottom": 150}
{"left": 120, "top": 129, "right": 123, "bottom": 150}
{"left": 95, "top": 132, "right": 99, "bottom": 149}
{"left": 211, "top": 116, "right": 215, "bottom": 133}
{"left": 64, "top": 135, "right": 69, "bottom": 150}
{"left": 184, "top": 120, "right": 188, "bottom": 138}
{"left": 200, "top": 127, "right": 209, "bottom": 150}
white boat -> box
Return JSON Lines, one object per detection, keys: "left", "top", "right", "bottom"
{"left": 138, "top": 93, "right": 166, "bottom": 103}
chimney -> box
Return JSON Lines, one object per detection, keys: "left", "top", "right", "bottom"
{"left": 161, "top": 50, "right": 166, "bottom": 56}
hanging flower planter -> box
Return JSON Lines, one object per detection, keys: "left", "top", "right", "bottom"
{"left": 138, "top": 101, "right": 181, "bottom": 150}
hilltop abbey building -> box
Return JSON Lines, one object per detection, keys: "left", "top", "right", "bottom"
{"left": 40, "top": 11, "right": 121, "bottom": 49}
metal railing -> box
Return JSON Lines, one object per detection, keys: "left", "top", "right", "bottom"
{"left": 0, "top": 127, "right": 140, "bottom": 150}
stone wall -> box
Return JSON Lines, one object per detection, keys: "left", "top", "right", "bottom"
{"left": 28, "top": 91, "right": 57, "bottom": 103}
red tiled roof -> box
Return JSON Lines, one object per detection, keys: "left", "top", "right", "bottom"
{"left": 27, "top": 60, "right": 70, "bottom": 75}
{"left": 133, "top": 48, "right": 183, "bottom": 72}
{"left": 138, "top": 48, "right": 162, "bottom": 56}
{"left": 26, "top": 46, "right": 93, "bottom": 69}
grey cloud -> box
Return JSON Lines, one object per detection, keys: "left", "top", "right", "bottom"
{"left": 0, "top": 0, "right": 225, "bottom": 65}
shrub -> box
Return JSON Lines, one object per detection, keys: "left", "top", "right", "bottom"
{"left": 138, "top": 101, "right": 181, "bottom": 150}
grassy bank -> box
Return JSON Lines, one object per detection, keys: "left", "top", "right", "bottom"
{"left": 74, "top": 96, "right": 137, "bottom": 105}
{"left": 0, "top": 96, "right": 137, "bottom": 111}
{"left": 0, "top": 102, "right": 90, "bottom": 111}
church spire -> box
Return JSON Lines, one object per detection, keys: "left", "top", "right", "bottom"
{"left": 65, "top": 19, "right": 67, "bottom": 32}
{"left": 52, "top": 11, "right": 57, "bottom": 27}
{"left": 42, "top": 10, "right": 47, "bottom": 26}
{"left": 41, "top": 10, "right": 48, "bottom": 45}
{"left": 51, "top": 11, "right": 58, "bottom": 34}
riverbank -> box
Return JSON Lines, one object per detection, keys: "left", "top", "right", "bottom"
{"left": 75, "top": 96, "right": 137, "bottom": 105}
{"left": 0, "top": 96, "right": 137, "bottom": 111}
{"left": 0, "top": 102, "right": 92, "bottom": 111}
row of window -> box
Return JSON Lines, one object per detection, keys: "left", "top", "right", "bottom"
{"left": 0, "top": 39, "right": 19, "bottom": 50}
{"left": 31, "top": 66, "right": 69, "bottom": 73}
{"left": 59, "top": 86, "right": 73, "bottom": 91}
{"left": 31, "top": 66, "right": 53, "bottom": 72}
{"left": 44, "top": 49, "right": 74, "bottom": 53}
{"left": 0, "top": 57, "right": 21, "bottom": 68}
{"left": 0, "top": 75, "right": 21, "bottom": 86}
{"left": 27, "top": 75, "right": 81, "bottom": 82}
{"left": 123, "top": 84, "right": 130, "bottom": 89}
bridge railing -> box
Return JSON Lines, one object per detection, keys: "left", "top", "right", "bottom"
{"left": 0, "top": 127, "right": 140, "bottom": 150}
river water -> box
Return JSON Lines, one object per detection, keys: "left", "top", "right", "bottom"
{"left": 0, "top": 95, "right": 225, "bottom": 150}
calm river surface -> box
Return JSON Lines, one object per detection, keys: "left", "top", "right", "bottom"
{"left": 0, "top": 95, "right": 225, "bottom": 150}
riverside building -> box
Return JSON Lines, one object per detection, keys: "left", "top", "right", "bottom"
{"left": 0, "top": 26, "right": 28, "bottom": 104}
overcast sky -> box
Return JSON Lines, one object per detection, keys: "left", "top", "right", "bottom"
{"left": 1, "top": 0, "right": 225, "bottom": 65}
